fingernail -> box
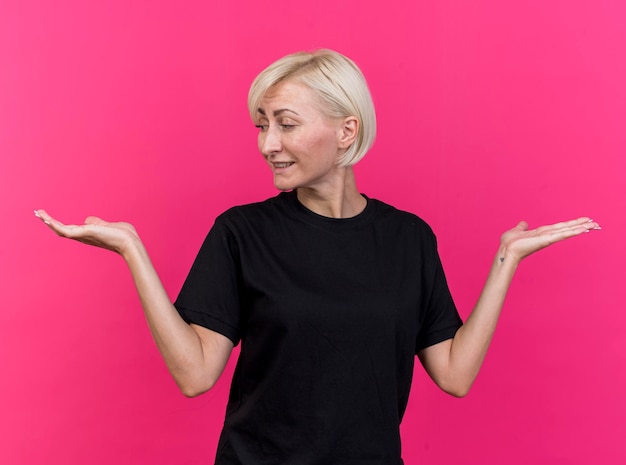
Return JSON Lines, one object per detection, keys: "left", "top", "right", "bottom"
{"left": 34, "top": 210, "right": 40, "bottom": 218}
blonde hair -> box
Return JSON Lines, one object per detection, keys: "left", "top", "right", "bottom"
{"left": 248, "top": 49, "right": 376, "bottom": 167}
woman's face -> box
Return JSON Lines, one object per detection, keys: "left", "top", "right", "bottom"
{"left": 255, "top": 79, "right": 349, "bottom": 193}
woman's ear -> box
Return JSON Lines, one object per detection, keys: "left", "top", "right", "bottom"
{"left": 338, "top": 116, "right": 359, "bottom": 149}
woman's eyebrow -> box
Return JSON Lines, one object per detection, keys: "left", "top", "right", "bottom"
{"left": 257, "top": 108, "right": 300, "bottom": 117}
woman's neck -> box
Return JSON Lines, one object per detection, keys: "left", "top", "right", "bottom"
{"left": 295, "top": 167, "right": 366, "bottom": 219}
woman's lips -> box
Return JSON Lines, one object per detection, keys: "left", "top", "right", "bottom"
{"left": 272, "top": 161, "right": 295, "bottom": 172}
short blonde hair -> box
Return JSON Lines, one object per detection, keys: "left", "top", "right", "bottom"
{"left": 248, "top": 49, "right": 376, "bottom": 167}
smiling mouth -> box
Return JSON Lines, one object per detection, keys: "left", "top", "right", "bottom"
{"left": 273, "top": 162, "right": 295, "bottom": 169}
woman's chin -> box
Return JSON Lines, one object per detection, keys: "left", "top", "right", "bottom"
{"left": 273, "top": 178, "right": 296, "bottom": 192}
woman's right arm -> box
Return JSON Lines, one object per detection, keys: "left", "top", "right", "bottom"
{"left": 34, "top": 210, "right": 234, "bottom": 397}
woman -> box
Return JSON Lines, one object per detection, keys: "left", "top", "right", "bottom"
{"left": 35, "top": 49, "right": 599, "bottom": 464}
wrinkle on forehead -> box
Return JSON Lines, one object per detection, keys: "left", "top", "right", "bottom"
{"left": 260, "top": 80, "right": 326, "bottom": 114}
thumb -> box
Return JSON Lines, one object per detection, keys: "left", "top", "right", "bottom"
{"left": 84, "top": 216, "right": 106, "bottom": 225}
{"left": 515, "top": 220, "right": 529, "bottom": 231}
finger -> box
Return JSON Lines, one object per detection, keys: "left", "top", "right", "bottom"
{"left": 34, "top": 209, "right": 85, "bottom": 238}
{"left": 34, "top": 209, "right": 53, "bottom": 225}
{"left": 34, "top": 209, "right": 68, "bottom": 233}
{"left": 543, "top": 221, "right": 601, "bottom": 245}
{"left": 533, "top": 217, "right": 600, "bottom": 236}
{"left": 542, "top": 217, "right": 595, "bottom": 231}
{"left": 548, "top": 219, "right": 600, "bottom": 235}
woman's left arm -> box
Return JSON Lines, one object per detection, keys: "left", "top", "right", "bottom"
{"left": 418, "top": 217, "right": 600, "bottom": 397}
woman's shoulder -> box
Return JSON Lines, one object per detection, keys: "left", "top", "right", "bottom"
{"left": 368, "top": 196, "right": 433, "bottom": 232}
{"left": 214, "top": 192, "right": 293, "bottom": 228}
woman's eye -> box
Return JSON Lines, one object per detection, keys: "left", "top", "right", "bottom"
{"left": 254, "top": 123, "right": 295, "bottom": 131}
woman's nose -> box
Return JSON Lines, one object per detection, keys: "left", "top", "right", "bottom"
{"left": 260, "top": 126, "right": 282, "bottom": 156}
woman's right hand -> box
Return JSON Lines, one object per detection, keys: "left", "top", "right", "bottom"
{"left": 34, "top": 209, "right": 139, "bottom": 256}
{"left": 35, "top": 208, "right": 234, "bottom": 396}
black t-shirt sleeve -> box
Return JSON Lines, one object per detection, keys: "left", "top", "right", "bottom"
{"left": 415, "top": 230, "right": 463, "bottom": 352}
{"left": 174, "top": 218, "right": 242, "bottom": 345}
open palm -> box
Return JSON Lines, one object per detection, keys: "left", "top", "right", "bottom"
{"left": 501, "top": 217, "right": 600, "bottom": 262}
{"left": 35, "top": 209, "right": 138, "bottom": 255}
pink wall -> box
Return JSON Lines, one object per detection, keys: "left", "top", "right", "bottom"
{"left": 2, "top": 0, "right": 624, "bottom": 463}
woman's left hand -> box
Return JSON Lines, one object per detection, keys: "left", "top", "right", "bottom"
{"left": 420, "top": 216, "right": 600, "bottom": 397}
{"left": 500, "top": 217, "right": 600, "bottom": 263}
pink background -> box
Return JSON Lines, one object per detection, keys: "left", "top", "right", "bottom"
{"left": 1, "top": 0, "right": 624, "bottom": 463}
